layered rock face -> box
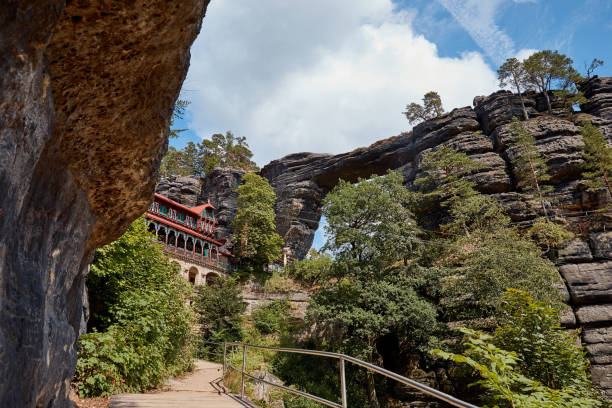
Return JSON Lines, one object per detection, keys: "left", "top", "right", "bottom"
{"left": 156, "top": 176, "right": 202, "bottom": 207}
{"left": 258, "top": 78, "right": 612, "bottom": 396}
{"left": 0, "top": 1, "right": 209, "bottom": 406}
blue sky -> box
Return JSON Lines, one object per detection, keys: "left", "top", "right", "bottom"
{"left": 170, "top": 0, "right": 612, "bottom": 251}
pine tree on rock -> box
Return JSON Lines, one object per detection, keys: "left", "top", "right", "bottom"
{"left": 403, "top": 91, "right": 444, "bottom": 125}
{"left": 509, "top": 117, "right": 552, "bottom": 219}
{"left": 498, "top": 57, "right": 530, "bottom": 120}
{"left": 522, "top": 50, "right": 581, "bottom": 115}
{"left": 580, "top": 120, "right": 612, "bottom": 201}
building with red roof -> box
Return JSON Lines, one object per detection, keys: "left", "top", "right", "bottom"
{"left": 145, "top": 193, "right": 235, "bottom": 285}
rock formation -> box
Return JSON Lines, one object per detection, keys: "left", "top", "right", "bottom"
{"left": 156, "top": 175, "right": 202, "bottom": 207}
{"left": 163, "top": 78, "right": 612, "bottom": 396}
{"left": 0, "top": 1, "right": 209, "bottom": 406}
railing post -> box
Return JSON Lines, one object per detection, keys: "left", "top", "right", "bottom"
{"left": 340, "top": 357, "right": 347, "bottom": 408}
{"left": 241, "top": 344, "right": 247, "bottom": 399}
{"left": 223, "top": 342, "right": 227, "bottom": 378}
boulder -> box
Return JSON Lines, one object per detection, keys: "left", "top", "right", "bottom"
{"left": 591, "top": 231, "right": 612, "bottom": 260}
{"left": 581, "top": 76, "right": 612, "bottom": 120}
{"left": 575, "top": 304, "right": 612, "bottom": 326}
{"left": 156, "top": 175, "right": 201, "bottom": 207}
{"left": 557, "top": 239, "right": 593, "bottom": 264}
{"left": 559, "top": 262, "right": 612, "bottom": 304}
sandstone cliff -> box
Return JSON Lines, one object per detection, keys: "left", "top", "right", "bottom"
{"left": 182, "top": 77, "right": 612, "bottom": 396}
{"left": 0, "top": 1, "right": 209, "bottom": 406}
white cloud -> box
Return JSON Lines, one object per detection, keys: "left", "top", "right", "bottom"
{"left": 436, "top": 0, "right": 515, "bottom": 64}
{"left": 515, "top": 48, "right": 538, "bottom": 61}
{"left": 183, "top": 0, "right": 499, "bottom": 165}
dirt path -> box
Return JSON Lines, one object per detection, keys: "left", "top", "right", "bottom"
{"left": 109, "top": 360, "right": 245, "bottom": 408}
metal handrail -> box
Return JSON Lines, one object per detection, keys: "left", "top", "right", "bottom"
{"left": 214, "top": 341, "right": 479, "bottom": 408}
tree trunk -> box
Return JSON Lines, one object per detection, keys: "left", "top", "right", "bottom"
{"left": 529, "top": 158, "right": 548, "bottom": 220}
{"left": 519, "top": 92, "right": 528, "bottom": 120}
{"left": 366, "top": 371, "right": 380, "bottom": 408}
{"left": 513, "top": 77, "right": 528, "bottom": 120}
{"left": 602, "top": 172, "right": 612, "bottom": 201}
{"left": 541, "top": 80, "right": 552, "bottom": 115}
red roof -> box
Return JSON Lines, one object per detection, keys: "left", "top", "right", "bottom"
{"left": 191, "top": 202, "right": 215, "bottom": 213}
{"left": 146, "top": 213, "right": 223, "bottom": 246}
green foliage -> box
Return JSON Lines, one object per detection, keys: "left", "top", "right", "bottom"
{"left": 322, "top": 171, "right": 421, "bottom": 271}
{"left": 585, "top": 58, "right": 604, "bottom": 78}
{"left": 441, "top": 228, "right": 563, "bottom": 320}
{"left": 195, "top": 275, "right": 246, "bottom": 344}
{"left": 263, "top": 270, "right": 302, "bottom": 293}
{"left": 159, "top": 130, "right": 258, "bottom": 178}
{"left": 252, "top": 299, "right": 291, "bottom": 335}
{"left": 287, "top": 249, "right": 334, "bottom": 286}
{"left": 309, "top": 272, "right": 440, "bottom": 359}
{"left": 498, "top": 57, "right": 529, "bottom": 119}
{"left": 403, "top": 91, "right": 444, "bottom": 125}
{"left": 75, "top": 218, "right": 195, "bottom": 397}
{"left": 200, "top": 131, "right": 259, "bottom": 174}
{"left": 168, "top": 99, "right": 190, "bottom": 139}
{"left": 522, "top": 50, "right": 582, "bottom": 114}
{"left": 527, "top": 218, "right": 574, "bottom": 254}
{"left": 232, "top": 173, "right": 284, "bottom": 273}
{"left": 415, "top": 146, "right": 482, "bottom": 206}
{"left": 509, "top": 117, "right": 553, "bottom": 218}
{"left": 433, "top": 328, "right": 602, "bottom": 408}
{"left": 509, "top": 117, "right": 552, "bottom": 193}
{"left": 493, "top": 290, "right": 594, "bottom": 391}
{"left": 580, "top": 120, "right": 612, "bottom": 195}
{"left": 415, "top": 147, "right": 509, "bottom": 236}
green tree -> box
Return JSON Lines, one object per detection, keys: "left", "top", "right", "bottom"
{"left": 580, "top": 120, "right": 612, "bottom": 198}
{"left": 168, "top": 99, "right": 190, "bottom": 139}
{"left": 403, "top": 91, "right": 444, "bottom": 125}
{"left": 252, "top": 298, "right": 291, "bottom": 335}
{"left": 415, "top": 146, "right": 482, "bottom": 206}
{"left": 433, "top": 328, "right": 602, "bottom": 408}
{"left": 232, "top": 173, "right": 284, "bottom": 274}
{"left": 323, "top": 171, "right": 421, "bottom": 271}
{"left": 287, "top": 248, "right": 334, "bottom": 286}
{"left": 508, "top": 117, "right": 552, "bottom": 218}
{"left": 75, "top": 218, "right": 194, "bottom": 397}
{"left": 415, "top": 147, "right": 509, "bottom": 237}
{"left": 414, "top": 148, "right": 561, "bottom": 320}
{"left": 195, "top": 276, "right": 245, "bottom": 344}
{"left": 526, "top": 218, "right": 574, "bottom": 254}
{"left": 201, "top": 131, "right": 259, "bottom": 173}
{"left": 312, "top": 171, "right": 439, "bottom": 408}
{"left": 442, "top": 228, "right": 563, "bottom": 320}
{"left": 522, "top": 50, "right": 581, "bottom": 115}
{"left": 493, "top": 290, "right": 593, "bottom": 391}
{"left": 584, "top": 58, "right": 604, "bottom": 79}
{"left": 498, "top": 57, "right": 530, "bottom": 120}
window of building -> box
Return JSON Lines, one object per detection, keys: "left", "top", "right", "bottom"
{"left": 161, "top": 206, "right": 168, "bottom": 216}
{"left": 178, "top": 213, "right": 185, "bottom": 223}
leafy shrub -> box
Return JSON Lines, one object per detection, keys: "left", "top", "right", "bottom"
{"left": 433, "top": 328, "right": 602, "bottom": 408}
{"left": 287, "top": 249, "right": 334, "bottom": 286}
{"left": 253, "top": 299, "right": 291, "bottom": 335}
{"left": 527, "top": 218, "right": 574, "bottom": 254}
{"left": 493, "top": 289, "right": 593, "bottom": 390}
{"left": 264, "top": 270, "right": 302, "bottom": 293}
{"left": 74, "top": 218, "right": 195, "bottom": 397}
{"left": 195, "top": 275, "right": 245, "bottom": 343}
{"left": 441, "top": 228, "right": 563, "bottom": 320}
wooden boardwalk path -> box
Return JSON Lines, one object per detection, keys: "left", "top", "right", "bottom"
{"left": 109, "top": 360, "right": 245, "bottom": 408}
